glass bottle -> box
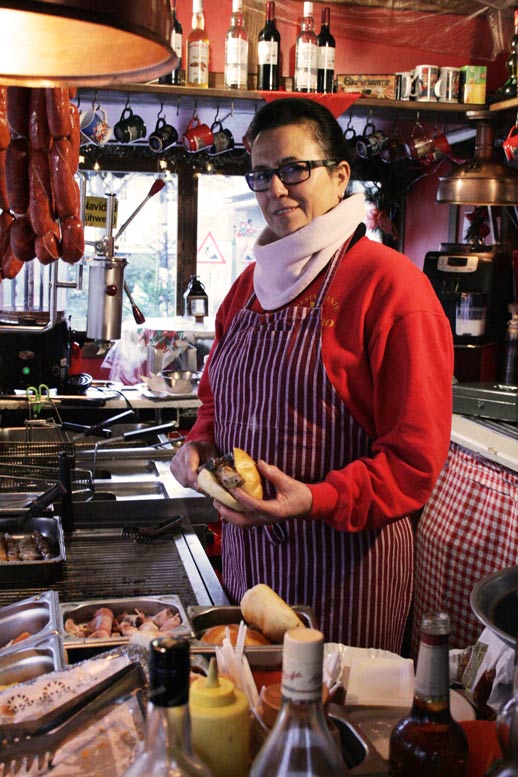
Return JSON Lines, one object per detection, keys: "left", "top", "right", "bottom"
{"left": 249, "top": 628, "right": 349, "bottom": 777}
{"left": 186, "top": 0, "right": 210, "bottom": 89}
{"left": 257, "top": 1, "right": 280, "bottom": 91}
{"left": 159, "top": 0, "right": 183, "bottom": 85}
{"left": 501, "top": 311, "right": 518, "bottom": 384}
{"left": 389, "top": 612, "right": 468, "bottom": 777}
{"left": 294, "top": 1, "right": 318, "bottom": 93}
{"left": 123, "top": 637, "right": 213, "bottom": 777}
{"left": 224, "top": 0, "right": 249, "bottom": 89}
{"left": 317, "top": 6, "right": 335, "bottom": 94}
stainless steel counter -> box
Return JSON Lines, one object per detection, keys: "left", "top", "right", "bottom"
{"left": 451, "top": 413, "right": 518, "bottom": 472}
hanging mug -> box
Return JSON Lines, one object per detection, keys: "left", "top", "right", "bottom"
{"left": 404, "top": 121, "right": 435, "bottom": 160}
{"left": 182, "top": 115, "right": 214, "bottom": 152}
{"left": 114, "top": 106, "right": 147, "bottom": 143}
{"left": 210, "top": 120, "right": 234, "bottom": 154}
{"left": 356, "top": 126, "right": 388, "bottom": 159}
{"left": 80, "top": 105, "right": 112, "bottom": 144}
{"left": 148, "top": 117, "right": 178, "bottom": 152}
{"left": 503, "top": 125, "right": 518, "bottom": 163}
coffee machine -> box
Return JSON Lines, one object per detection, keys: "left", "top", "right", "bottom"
{"left": 423, "top": 243, "right": 513, "bottom": 381}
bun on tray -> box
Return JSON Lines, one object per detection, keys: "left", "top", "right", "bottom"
{"left": 197, "top": 448, "right": 262, "bottom": 512}
{"left": 240, "top": 584, "right": 305, "bottom": 643}
{"left": 200, "top": 623, "right": 272, "bottom": 646}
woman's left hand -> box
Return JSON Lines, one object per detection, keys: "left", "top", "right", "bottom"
{"left": 214, "top": 459, "right": 313, "bottom": 528}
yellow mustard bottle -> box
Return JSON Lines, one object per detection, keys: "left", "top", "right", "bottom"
{"left": 189, "top": 658, "right": 250, "bottom": 777}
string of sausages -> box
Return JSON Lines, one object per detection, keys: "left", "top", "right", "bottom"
{"left": 0, "top": 86, "right": 84, "bottom": 282}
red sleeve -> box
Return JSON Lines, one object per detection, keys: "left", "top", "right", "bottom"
{"left": 307, "top": 240, "right": 454, "bottom": 533}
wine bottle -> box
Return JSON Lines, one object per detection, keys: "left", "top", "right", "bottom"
{"left": 186, "top": 0, "right": 210, "bottom": 89}
{"left": 123, "top": 637, "right": 213, "bottom": 777}
{"left": 317, "top": 6, "right": 335, "bottom": 94}
{"left": 224, "top": 0, "right": 249, "bottom": 90}
{"left": 159, "top": 0, "right": 183, "bottom": 84}
{"left": 257, "top": 1, "right": 280, "bottom": 91}
{"left": 389, "top": 612, "right": 468, "bottom": 777}
{"left": 294, "top": 1, "right": 318, "bottom": 93}
{"left": 249, "top": 628, "right": 349, "bottom": 777}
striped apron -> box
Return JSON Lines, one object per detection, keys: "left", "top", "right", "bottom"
{"left": 208, "top": 246, "right": 413, "bottom": 651}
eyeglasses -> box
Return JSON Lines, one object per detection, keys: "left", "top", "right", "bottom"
{"left": 245, "top": 160, "right": 338, "bottom": 192}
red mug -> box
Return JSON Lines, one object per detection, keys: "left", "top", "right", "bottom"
{"left": 182, "top": 116, "right": 214, "bottom": 152}
{"left": 503, "top": 125, "right": 518, "bottom": 163}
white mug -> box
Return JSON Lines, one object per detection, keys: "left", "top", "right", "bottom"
{"left": 395, "top": 71, "right": 415, "bottom": 101}
{"left": 414, "top": 64, "right": 439, "bottom": 102}
{"left": 434, "top": 66, "right": 460, "bottom": 103}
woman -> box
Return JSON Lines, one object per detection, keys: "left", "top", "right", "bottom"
{"left": 171, "top": 98, "right": 453, "bottom": 652}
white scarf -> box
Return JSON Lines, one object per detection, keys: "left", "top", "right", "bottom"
{"left": 253, "top": 193, "right": 366, "bottom": 310}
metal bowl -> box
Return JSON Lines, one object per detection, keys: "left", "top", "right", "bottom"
{"left": 470, "top": 565, "right": 518, "bottom": 649}
{"left": 158, "top": 370, "right": 196, "bottom": 395}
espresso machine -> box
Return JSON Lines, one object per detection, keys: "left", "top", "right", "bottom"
{"left": 423, "top": 242, "right": 513, "bottom": 382}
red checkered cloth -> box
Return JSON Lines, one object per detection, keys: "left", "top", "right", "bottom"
{"left": 412, "top": 442, "right": 518, "bottom": 654}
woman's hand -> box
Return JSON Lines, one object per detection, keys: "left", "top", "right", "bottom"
{"left": 170, "top": 440, "right": 218, "bottom": 491}
{"left": 214, "top": 459, "right": 313, "bottom": 528}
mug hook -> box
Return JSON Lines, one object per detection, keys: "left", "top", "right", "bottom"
{"left": 157, "top": 102, "right": 165, "bottom": 120}
{"left": 123, "top": 95, "right": 131, "bottom": 110}
{"left": 91, "top": 91, "right": 99, "bottom": 111}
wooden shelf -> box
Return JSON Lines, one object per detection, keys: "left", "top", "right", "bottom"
{"left": 489, "top": 96, "right": 518, "bottom": 113}
{"left": 77, "top": 82, "right": 485, "bottom": 121}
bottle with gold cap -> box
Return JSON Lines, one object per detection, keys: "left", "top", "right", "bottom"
{"left": 189, "top": 658, "right": 250, "bottom": 777}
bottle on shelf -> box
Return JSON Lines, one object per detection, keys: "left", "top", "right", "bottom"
{"left": 257, "top": 0, "right": 281, "bottom": 91}
{"left": 186, "top": 0, "right": 210, "bottom": 89}
{"left": 123, "top": 637, "right": 214, "bottom": 777}
{"left": 249, "top": 628, "right": 349, "bottom": 777}
{"left": 317, "top": 6, "right": 335, "bottom": 93}
{"left": 499, "top": 5, "right": 518, "bottom": 99}
{"left": 224, "top": 0, "right": 249, "bottom": 90}
{"left": 501, "top": 309, "right": 518, "bottom": 384}
{"left": 389, "top": 612, "right": 468, "bottom": 777}
{"left": 294, "top": 1, "right": 318, "bottom": 93}
{"left": 189, "top": 657, "right": 250, "bottom": 777}
{"left": 159, "top": 0, "right": 183, "bottom": 85}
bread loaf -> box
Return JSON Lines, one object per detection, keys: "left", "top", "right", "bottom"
{"left": 200, "top": 623, "right": 272, "bottom": 646}
{"left": 240, "top": 584, "right": 305, "bottom": 643}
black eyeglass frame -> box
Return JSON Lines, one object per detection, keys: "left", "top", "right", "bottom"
{"left": 245, "top": 159, "right": 338, "bottom": 192}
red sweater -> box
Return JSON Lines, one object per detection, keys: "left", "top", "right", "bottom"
{"left": 188, "top": 235, "right": 454, "bottom": 533}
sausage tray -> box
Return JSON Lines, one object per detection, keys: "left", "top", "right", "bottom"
{"left": 60, "top": 595, "right": 194, "bottom": 657}
{"left": 0, "top": 591, "right": 61, "bottom": 655}
{"left": 0, "top": 515, "right": 66, "bottom": 574}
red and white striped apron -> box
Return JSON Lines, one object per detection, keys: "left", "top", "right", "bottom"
{"left": 208, "top": 246, "right": 413, "bottom": 651}
{"left": 412, "top": 442, "right": 518, "bottom": 653}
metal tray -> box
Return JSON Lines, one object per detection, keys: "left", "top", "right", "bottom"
{"left": 188, "top": 604, "right": 318, "bottom": 668}
{"left": 0, "top": 591, "right": 61, "bottom": 654}
{"left": 0, "top": 515, "right": 66, "bottom": 566}
{"left": 0, "top": 633, "right": 65, "bottom": 688}
{"left": 60, "top": 595, "right": 194, "bottom": 650}
{"left": 452, "top": 381, "right": 518, "bottom": 422}
{"left": 470, "top": 564, "right": 518, "bottom": 649}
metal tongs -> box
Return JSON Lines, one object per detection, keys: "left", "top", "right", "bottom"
{"left": 0, "top": 662, "right": 146, "bottom": 774}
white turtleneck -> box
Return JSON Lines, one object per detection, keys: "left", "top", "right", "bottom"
{"left": 253, "top": 193, "right": 366, "bottom": 310}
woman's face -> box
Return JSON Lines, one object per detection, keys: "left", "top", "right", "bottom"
{"left": 251, "top": 123, "right": 350, "bottom": 239}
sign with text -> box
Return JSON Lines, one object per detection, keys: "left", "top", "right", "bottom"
{"left": 84, "top": 197, "right": 119, "bottom": 228}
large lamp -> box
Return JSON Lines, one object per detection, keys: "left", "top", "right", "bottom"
{"left": 437, "top": 110, "right": 518, "bottom": 206}
{"left": 0, "top": 1, "right": 177, "bottom": 86}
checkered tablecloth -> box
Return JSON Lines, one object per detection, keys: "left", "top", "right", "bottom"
{"left": 412, "top": 442, "right": 518, "bottom": 653}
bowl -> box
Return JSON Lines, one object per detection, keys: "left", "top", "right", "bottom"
{"left": 470, "top": 565, "right": 518, "bottom": 648}
{"left": 158, "top": 370, "right": 197, "bottom": 395}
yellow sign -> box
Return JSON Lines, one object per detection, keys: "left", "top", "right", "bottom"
{"left": 84, "top": 196, "right": 119, "bottom": 228}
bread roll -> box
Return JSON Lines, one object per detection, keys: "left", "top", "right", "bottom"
{"left": 240, "top": 584, "right": 305, "bottom": 644}
{"left": 200, "top": 623, "right": 271, "bottom": 646}
{"left": 198, "top": 448, "right": 262, "bottom": 512}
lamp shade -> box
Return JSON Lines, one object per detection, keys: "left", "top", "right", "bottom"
{"left": 437, "top": 111, "right": 518, "bottom": 206}
{"left": 0, "top": 1, "right": 177, "bottom": 86}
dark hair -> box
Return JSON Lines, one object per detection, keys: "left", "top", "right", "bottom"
{"left": 245, "top": 98, "right": 353, "bottom": 165}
